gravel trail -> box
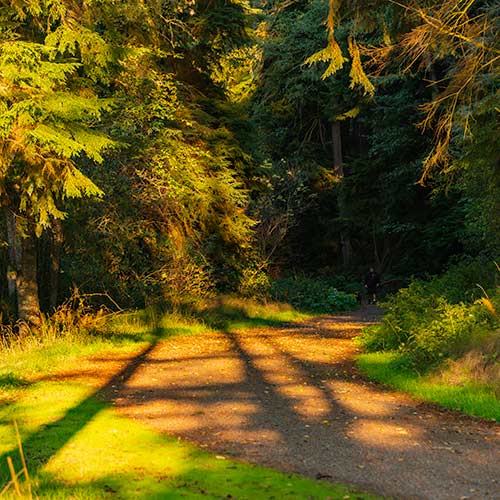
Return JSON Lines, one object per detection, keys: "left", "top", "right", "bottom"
{"left": 106, "top": 307, "right": 500, "bottom": 499}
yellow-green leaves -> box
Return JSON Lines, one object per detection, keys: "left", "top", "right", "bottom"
{"left": 304, "top": 43, "right": 347, "bottom": 80}
{"left": 304, "top": 0, "right": 346, "bottom": 79}
{"left": 304, "top": 0, "right": 374, "bottom": 94}
{"left": 348, "top": 37, "right": 375, "bottom": 96}
{"left": 0, "top": 24, "right": 114, "bottom": 228}
{"left": 62, "top": 166, "right": 104, "bottom": 199}
{"left": 335, "top": 107, "right": 360, "bottom": 121}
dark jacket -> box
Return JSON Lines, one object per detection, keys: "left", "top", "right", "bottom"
{"left": 364, "top": 271, "right": 380, "bottom": 293}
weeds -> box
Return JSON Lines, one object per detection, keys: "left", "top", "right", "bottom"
{"left": 0, "top": 422, "right": 32, "bottom": 499}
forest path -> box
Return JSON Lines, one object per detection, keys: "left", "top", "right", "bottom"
{"left": 106, "top": 307, "right": 499, "bottom": 499}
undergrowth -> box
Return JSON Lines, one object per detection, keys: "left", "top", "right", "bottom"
{"left": 357, "top": 258, "right": 499, "bottom": 420}
{"left": 0, "top": 295, "right": 377, "bottom": 499}
{"left": 271, "top": 276, "right": 358, "bottom": 313}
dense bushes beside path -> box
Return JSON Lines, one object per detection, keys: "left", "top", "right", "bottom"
{"left": 357, "top": 258, "right": 499, "bottom": 419}
{"left": 359, "top": 258, "right": 499, "bottom": 365}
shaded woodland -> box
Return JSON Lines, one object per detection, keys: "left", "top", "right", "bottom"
{"left": 0, "top": 6, "right": 499, "bottom": 498}
{"left": 0, "top": 0, "right": 498, "bottom": 323}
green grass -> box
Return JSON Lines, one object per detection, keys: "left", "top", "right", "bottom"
{"left": 0, "top": 297, "right": 376, "bottom": 499}
{"left": 356, "top": 352, "right": 500, "bottom": 421}
{"left": 0, "top": 297, "right": 312, "bottom": 381}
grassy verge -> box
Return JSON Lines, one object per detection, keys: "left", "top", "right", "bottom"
{"left": 0, "top": 297, "right": 377, "bottom": 499}
{"left": 356, "top": 259, "right": 499, "bottom": 422}
{"left": 356, "top": 352, "right": 500, "bottom": 421}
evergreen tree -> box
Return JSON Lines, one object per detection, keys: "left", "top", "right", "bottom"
{"left": 0, "top": 1, "right": 114, "bottom": 323}
{"left": 60, "top": 0, "right": 260, "bottom": 306}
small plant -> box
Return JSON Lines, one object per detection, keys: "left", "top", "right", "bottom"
{"left": 0, "top": 421, "right": 32, "bottom": 498}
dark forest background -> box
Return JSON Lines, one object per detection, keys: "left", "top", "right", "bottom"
{"left": 1, "top": 0, "right": 498, "bottom": 322}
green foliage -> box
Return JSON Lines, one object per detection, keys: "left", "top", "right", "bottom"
{"left": 0, "top": 6, "right": 115, "bottom": 233}
{"left": 0, "top": 0, "right": 497, "bottom": 326}
{"left": 52, "top": 0, "right": 261, "bottom": 308}
{"left": 237, "top": 265, "right": 271, "bottom": 300}
{"left": 304, "top": 44, "right": 347, "bottom": 79}
{"left": 271, "top": 276, "right": 357, "bottom": 313}
{"left": 358, "top": 258, "right": 499, "bottom": 364}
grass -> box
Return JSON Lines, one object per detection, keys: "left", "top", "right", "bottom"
{"left": 0, "top": 296, "right": 378, "bottom": 499}
{"left": 0, "top": 297, "right": 312, "bottom": 381}
{"left": 356, "top": 352, "right": 500, "bottom": 421}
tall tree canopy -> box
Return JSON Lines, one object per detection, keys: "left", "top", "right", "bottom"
{"left": 0, "top": 0, "right": 497, "bottom": 323}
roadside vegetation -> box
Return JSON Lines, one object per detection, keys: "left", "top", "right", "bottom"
{"left": 357, "top": 259, "right": 499, "bottom": 421}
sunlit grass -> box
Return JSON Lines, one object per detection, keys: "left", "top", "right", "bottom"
{"left": 357, "top": 352, "right": 500, "bottom": 421}
{"left": 0, "top": 297, "right": 311, "bottom": 382}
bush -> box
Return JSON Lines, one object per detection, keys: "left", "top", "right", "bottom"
{"left": 271, "top": 276, "right": 358, "bottom": 313}
{"left": 357, "top": 258, "right": 499, "bottom": 366}
{"left": 238, "top": 266, "right": 271, "bottom": 300}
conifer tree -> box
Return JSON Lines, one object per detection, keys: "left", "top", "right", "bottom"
{"left": 0, "top": 2, "right": 114, "bottom": 324}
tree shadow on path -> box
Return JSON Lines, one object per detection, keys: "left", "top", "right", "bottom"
{"left": 110, "top": 307, "right": 500, "bottom": 500}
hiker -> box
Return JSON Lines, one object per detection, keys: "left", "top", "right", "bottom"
{"left": 364, "top": 267, "right": 380, "bottom": 304}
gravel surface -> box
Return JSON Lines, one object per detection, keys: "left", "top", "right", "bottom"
{"left": 103, "top": 307, "right": 499, "bottom": 499}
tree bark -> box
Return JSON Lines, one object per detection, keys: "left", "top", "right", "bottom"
{"left": 49, "top": 219, "right": 63, "bottom": 310}
{"left": 5, "top": 210, "right": 41, "bottom": 327}
{"left": 5, "top": 210, "right": 19, "bottom": 306}
{"left": 332, "top": 121, "right": 343, "bottom": 177}
{"left": 332, "top": 121, "right": 351, "bottom": 268}
{"left": 17, "top": 232, "right": 41, "bottom": 326}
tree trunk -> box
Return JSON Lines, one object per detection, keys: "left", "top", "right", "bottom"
{"left": 5, "top": 210, "right": 41, "bottom": 327}
{"left": 372, "top": 225, "right": 380, "bottom": 269}
{"left": 332, "top": 121, "right": 343, "bottom": 177}
{"left": 332, "top": 121, "right": 351, "bottom": 267}
{"left": 17, "top": 232, "right": 41, "bottom": 326}
{"left": 5, "top": 210, "right": 19, "bottom": 307}
{"left": 49, "top": 219, "right": 63, "bottom": 310}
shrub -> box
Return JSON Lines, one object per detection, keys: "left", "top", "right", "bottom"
{"left": 238, "top": 266, "right": 271, "bottom": 300}
{"left": 271, "top": 276, "right": 357, "bottom": 313}
{"left": 357, "top": 258, "right": 499, "bottom": 366}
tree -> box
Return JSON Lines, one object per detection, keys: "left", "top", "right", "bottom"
{"left": 0, "top": 2, "right": 114, "bottom": 324}
{"left": 251, "top": 0, "right": 468, "bottom": 277}
{"left": 59, "top": 0, "right": 261, "bottom": 306}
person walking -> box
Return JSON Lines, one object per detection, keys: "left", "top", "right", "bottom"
{"left": 364, "top": 267, "right": 380, "bottom": 304}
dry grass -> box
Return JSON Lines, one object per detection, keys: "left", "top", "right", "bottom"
{"left": 436, "top": 335, "right": 500, "bottom": 397}
{"left": 0, "top": 296, "right": 109, "bottom": 355}
{"left": 0, "top": 421, "right": 32, "bottom": 499}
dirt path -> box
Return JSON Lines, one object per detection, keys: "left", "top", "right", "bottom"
{"left": 106, "top": 308, "right": 499, "bottom": 499}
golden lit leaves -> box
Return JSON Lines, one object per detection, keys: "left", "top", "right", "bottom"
{"left": 348, "top": 37, "right": 375, "bottom": 96}
{"left": 383, "top": 0, "right": 499, "bottom": 182}
{"left": 304, "top": 0, "right": 347, "bottom": 79}
{"left": 336, "top": 107, "right": 360, "bottom": 121}
{"left": 305, "top": 0, "right": 374, "bottom": 95}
